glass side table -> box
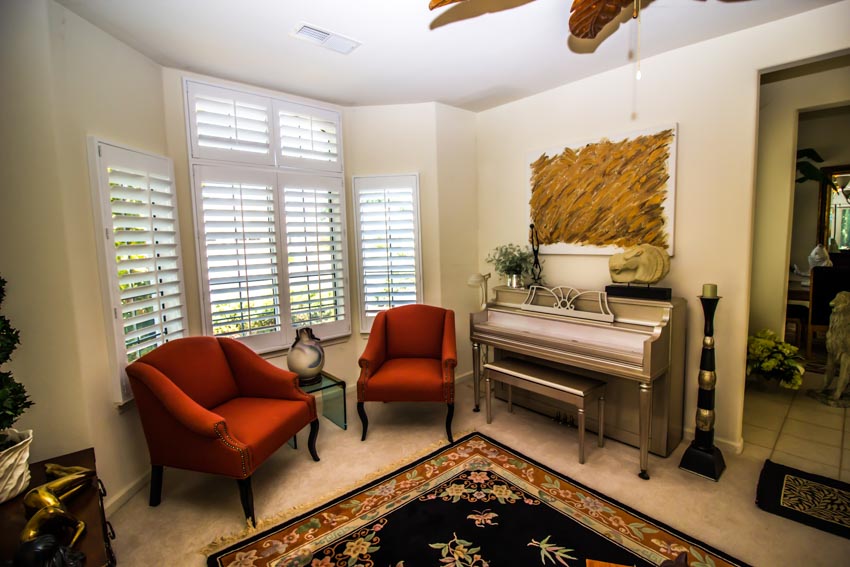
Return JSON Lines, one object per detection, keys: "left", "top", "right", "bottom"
{"left": 301, "top": 371, "right": 347, "bottom": 430}
{"left": 290, "top": 371, "right": 347, "bottom": 449}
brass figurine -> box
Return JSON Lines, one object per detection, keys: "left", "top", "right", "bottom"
{"left": 19, "top": 464, "right": 95, "bottom": 548}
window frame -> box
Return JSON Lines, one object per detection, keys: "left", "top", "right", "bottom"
{"left": 87, "top": 137, "right": 188, "bottom": 404}
{"left": 352, "top": 173, "right": 423, "bottom": 333}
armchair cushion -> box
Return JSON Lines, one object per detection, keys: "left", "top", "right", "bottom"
{"left": 359, "top": 359, "right": 446, "bottom": 402}
{"left": 214, "top": 397, "right": 313, "bottom": 468}
{"left": 385, "top": 304, "right": 448, "bottom": 359}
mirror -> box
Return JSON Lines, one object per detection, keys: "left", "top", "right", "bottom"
{"left": 817, "top": 164, "right": 850, "bottom": 252}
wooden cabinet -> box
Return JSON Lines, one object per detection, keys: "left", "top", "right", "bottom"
{"left": 0, "top": 448, "right": 116, "bottom": 566}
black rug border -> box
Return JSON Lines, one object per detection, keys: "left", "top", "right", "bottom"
{"left": 756, "top": 458, "right": 850, "bottom": 540}
{"left": 208, "top": 432, "right": 749, "bottom": 566}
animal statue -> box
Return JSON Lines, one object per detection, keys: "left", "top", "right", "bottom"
{"left": 822, "top": 291, "right": 850, "bottom": 401}
{"left": 608, "top": 244, "right": 670, "bottom": 285}
{"left": 20, "top": 467, "right": 95, "bottom": 548}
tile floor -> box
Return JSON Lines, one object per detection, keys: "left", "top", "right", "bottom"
{"left": 743, "top": 368, "right": 850, "bottom": 482}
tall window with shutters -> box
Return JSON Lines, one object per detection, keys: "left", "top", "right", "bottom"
{"left": 353, "top": 174, "right": 422, "bottom": 332}
{"left": 185, "top": 79, "right": 349, "bottom": 350}
{"left": 282, "top": 174, "right": 347, "bottom": 335}
{"left": 88, "top": 139, "right": 188, "bottom": 403}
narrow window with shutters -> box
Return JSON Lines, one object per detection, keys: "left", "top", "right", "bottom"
{"left": 353, "top": 174, "right": 422, "bottom": 332}
{"left": 194, "top": 165, "right": 286, "bottom": 352}
{"left": 282, "top": 174, "right": 349, "bottom": 337}
{"left": 88, "top": 139, "right": 188, "bottom": 403}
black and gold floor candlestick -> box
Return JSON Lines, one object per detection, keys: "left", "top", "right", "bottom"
{"left": 679, "top": 284, "right": 726, "bottom": 481}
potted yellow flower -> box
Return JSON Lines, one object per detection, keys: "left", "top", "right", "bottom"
{"left": 746, "top": 329, "right": 805, "bottom": 389}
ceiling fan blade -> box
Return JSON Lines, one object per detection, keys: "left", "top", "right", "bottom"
{"left": 569, "top": 0, "right": 632, "bottom": 39}
{"left": 430, "top": 0, "right": 467, "bottom": 9}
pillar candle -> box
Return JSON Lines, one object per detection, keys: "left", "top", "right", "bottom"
{"left": 702, "top": 283, "right": 718, "bottom": 298}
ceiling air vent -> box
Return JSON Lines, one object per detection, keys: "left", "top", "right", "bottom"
{"left": 293, "top": 24, "right": 361, "bottom": 55}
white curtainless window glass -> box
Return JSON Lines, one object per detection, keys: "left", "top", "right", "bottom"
{"left": 185, "top": 78, "right": 349, "bottom": 351}
{"left": 88, "top": 138, "right": 187, "bottom": 404}
{"left": 353, "top": 174, "right": 422, "bottom": 333}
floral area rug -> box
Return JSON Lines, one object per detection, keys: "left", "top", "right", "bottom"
{"left": 756, "top": 459, "right": 850, "bottom": 539}
{"left": 208, "top": 433, "right": 748, "bottom": 567}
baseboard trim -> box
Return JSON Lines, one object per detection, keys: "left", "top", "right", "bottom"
{"left": 104, "top": 470, "right": 149, "bottom": 516}
{"left": 683, "top": 426, "right": 744, "bottom": 455}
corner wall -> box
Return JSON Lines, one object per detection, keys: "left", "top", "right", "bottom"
{"left": 0, "top": 0, "right": 172, "bottom": 508}
{"left": 476, "top": 1, "right": 850, "bottom": 451}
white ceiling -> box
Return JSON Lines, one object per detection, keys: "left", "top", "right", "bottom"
{"left": 56, "top": 0, "right": 841, "bottom": 112}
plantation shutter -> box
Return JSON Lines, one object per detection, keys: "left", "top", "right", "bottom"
{"left": 89, "top": 139, "right": 187, "bottom": 403}
{"left": 187, "top": 82, "right": 274, "bottom": 165}
{"left": 193, "top": 165, "right": 286, "bottom": 352}
{"left": 281, "top": 173, "right": 350, "bottom": 338}
{"left": 275, "top": 101, "right": 341, "bottom": 172}
{"left": 353, "top": 174, "right": 422, "bottom": 332}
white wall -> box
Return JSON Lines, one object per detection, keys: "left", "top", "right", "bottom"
{"left": 0, "top": 0, "right": 171, "bottom": 507}
{"left": 0, "top": 0, "right": 90, "bottom": 460}
{"left": 342, "top": 103, "right": 479, "bottom": 378}
{"left": 751, "top": 65, "right": 850, "bottom": 335}
{"left": 790, "top": 108, "right": 850, "bottom": 269}
{"left": 477, "top": 1, "right": 850, "bottom": 451}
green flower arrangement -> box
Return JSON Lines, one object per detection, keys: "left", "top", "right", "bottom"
{"left": 485, "top": 244, "right": 534, "bottom": 277}
{"left": 746, "top": 329, "right": 805, "bottom": 389}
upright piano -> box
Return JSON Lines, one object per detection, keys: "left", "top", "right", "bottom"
{"left": 470, "top": 285, "right": 687, "bottom": 478}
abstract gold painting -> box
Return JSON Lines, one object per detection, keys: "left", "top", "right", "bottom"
{"left": 529, "top": 126, "right": 677, "bottom": 255}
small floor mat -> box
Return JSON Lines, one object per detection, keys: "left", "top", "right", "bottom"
{"left": 756, "top": 459, "right": 850, "bottom": 539}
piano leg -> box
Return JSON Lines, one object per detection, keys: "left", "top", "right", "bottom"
{"left": 639, "top": 383, "right": 653, "bottom": 480}
{"left": 472, "top": 342, "right": 481, "bottom": 412}
{"left": 485, "top": 373, "right": 492, "bottom": 424}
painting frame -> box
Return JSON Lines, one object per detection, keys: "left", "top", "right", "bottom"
{"left": 528, "top": 123, "right": 678, "bottom": 256}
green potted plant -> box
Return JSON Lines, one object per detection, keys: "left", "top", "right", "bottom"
{"left": 485, "top": 244, "right": 535, "bottom": 289}
{"left": 0, "top": 275, "right": 34, "bottom": 503}
{"left": 746, "top": 329, "right": 805, "bottom": 390}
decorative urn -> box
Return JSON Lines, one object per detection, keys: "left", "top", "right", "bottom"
{"left": 287, "top": 327, "right": 325, "bottom": 386}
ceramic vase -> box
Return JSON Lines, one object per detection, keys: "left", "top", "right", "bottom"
{"left": 287, "top": 327, "right": 325, "bottom": 386}
{"left": 0, "top": 428, "right": 32, "bottom": 503}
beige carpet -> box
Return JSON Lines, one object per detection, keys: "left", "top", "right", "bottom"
{"left": 109, "top": 379, "right": 847, "bottom": 566}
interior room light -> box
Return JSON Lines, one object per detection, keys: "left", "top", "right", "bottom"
{"left": 467, "top": 273, "right": 491, "bottom": 309}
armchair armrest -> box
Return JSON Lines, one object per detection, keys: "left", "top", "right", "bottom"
{"left": 442, "top": 309, "right": 458, "bottom": 372}
{"left": 358, "top": 310, "right": 388, "bottom": 377}
{"left": 126, "top": 362, "right": 221, "bottom": 438}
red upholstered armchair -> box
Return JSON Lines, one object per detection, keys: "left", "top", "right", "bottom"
{"left": 357, "top": 304, "right": 458, "bottom": 442}
{"left": 125, "top": 336, "right": 319, "bottom": 523}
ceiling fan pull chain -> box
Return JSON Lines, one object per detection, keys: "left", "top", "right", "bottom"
{"left": 634, "top": 0, "right": 642, "bottom": 81}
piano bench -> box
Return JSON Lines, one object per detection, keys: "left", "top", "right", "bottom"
{"left": 484, "top": 359, "right": 606, "bottom": 464}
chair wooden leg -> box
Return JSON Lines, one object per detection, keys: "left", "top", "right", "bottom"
{"left": 308, "top": 419, "right": 320, "bottom": 461}
{"left": 446, "top": 403, "right": 454, "bottom": 443}
{"left": 237, "top": 477, "right": 255, "bottom": 525}
{"left": 357, "top": 402, "right": 368, "bottom": 441}
{"left": 149, "top": 465, "right": 163, "bottom": 507}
